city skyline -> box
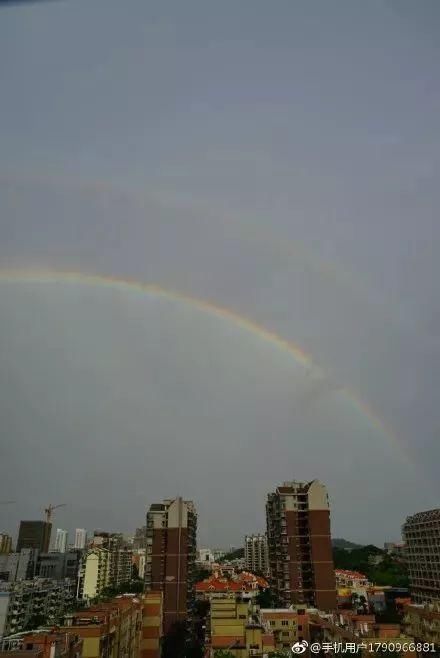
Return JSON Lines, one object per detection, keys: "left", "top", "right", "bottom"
{"left": 1, "top": 0, "right": 440, "bottom": 548}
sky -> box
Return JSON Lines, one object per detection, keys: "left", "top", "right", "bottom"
{"left": 0, "top": 0, "right": 439, "bottom": 548}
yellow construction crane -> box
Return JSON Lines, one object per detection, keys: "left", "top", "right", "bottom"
{"left": 44, "top": 503, "right": 66, "bottom": 523}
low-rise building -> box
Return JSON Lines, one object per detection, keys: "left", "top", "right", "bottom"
{"left": 0, "top": 629, "right": 82, "bottom": 658}
{"left": 309, "top": 610, "right": 417, "bottom": 657}
{"left": 260, "top": 607, "right": 310, "bottom": 653}
{"left": 209, "top": 596, "right": 275, "bottom": 657}
{"left": 198, "top": 549, "right": 215, "bottom": 565}
{"left": 335, "top": 570, "right": 370, "bottom": 589}
{"left": 196, "top": 572, "right": 268, "bottom": 603}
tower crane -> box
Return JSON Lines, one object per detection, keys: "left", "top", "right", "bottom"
{"left": 44, "top": 503, "right": 66, "bottom": 523}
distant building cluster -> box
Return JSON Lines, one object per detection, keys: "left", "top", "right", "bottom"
{"left": 0, "top": 486, "right": 439, "bottom": 658}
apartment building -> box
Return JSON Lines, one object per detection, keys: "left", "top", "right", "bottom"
{"left": 266, "top": 480, "right": 337, "bottom": 610}
{"left": 77, "top": 549, "right": 110, "bottom": 601}
{"left": 90, "top": 533, "right": 133, "bottom": 590}
{"left": 0, "top": 580, "right": 75, "bottom": 637}
{"left": 403, "top": 602, "right": 440, "bottom": 648}
{"left": 403, "top": 509, "right": 440, "bottom": 604}
{"left": 114, "top": 548, "right": 133, "bottom": 587}
{"left": 145, "top": 497, "right": 197, "bottom": 633}
{"left": 260, "top": 607, "right": 309, "bottom": 653}
{"left": 16, "top": 524, "right": 51, "bottom": 554}
{"left": 244, "top": 535, "right": 269, "bottom": 577}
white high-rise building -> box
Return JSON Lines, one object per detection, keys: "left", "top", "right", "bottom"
{"left": 54, "top": 529, "right": 68, "bottom": 553}
{"left": 244, "top": 534, "right": 269, "bottom": 576}
{"left": 74, "top": 528, "right": 87, "bottom": 550}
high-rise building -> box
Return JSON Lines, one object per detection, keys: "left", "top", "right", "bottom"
{"left": 0, "top": 534, "right": 13, "bottom": 554}
{"left": 74, "top": 528, "right": 87, "bottom": 550}
{"left": 76, "top": 548, "right": 111, "bottom": 600}
{"left": 53, "top": 528, "right": 68, "bottom": 553}
{"left": 115, "top": 546, "right": 134, "bottom": 586}
{"left": 402, "top": 508, "right": 440, "bottom": 604}
{"left": 133, "top": 526, "right": 146, "bottom": 550}
{"left": 266, "top": 480, "right": 336, "bottom": 610}
{"left": 244, "top": 534, "right": 269, "bottom": 576}
{"left": 145, "top": 497, "right": 197, "bottom": 633}
{"left": 91, "top": 531, "right": 125, "bottom": 586}
{"left": 16, "top": 521, "right": 52, "bottom": 553}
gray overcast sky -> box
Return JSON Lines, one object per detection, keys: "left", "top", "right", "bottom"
{"left": 0, "top": 0, "right": 439, "bottom": 547}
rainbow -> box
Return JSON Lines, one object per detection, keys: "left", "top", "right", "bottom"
{"left": 0, "top": 268, "right": 409, "bottom": 466}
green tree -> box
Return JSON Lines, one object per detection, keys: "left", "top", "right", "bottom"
{"left": 24, "top": 613, "right": 47, "bottom": 631}
{"left": 218, "top": 548, "right": 244, "bottom": 563}
{"left": 256, "top": 586, "right": 276, "bottom": 608}
{"left": 194, "top": 566, "right": 211, "bottom": 582}
{"left": 214, "top": 651, "right": 236, "bottom": 658}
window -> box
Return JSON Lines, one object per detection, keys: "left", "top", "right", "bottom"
{"left": 298, "top": 625, "right": 303, "bottom": 631}
{"left": 281, "top": 620, "right": 289, "bottom": 626}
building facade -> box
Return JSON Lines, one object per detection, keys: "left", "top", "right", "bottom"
{"left": 140, "top": 592, "right": 163, "bottom": 658}
{"left": 0, "top": 550, "right": 39, "bottom": 583}
{"left": 89, "top": 533, "right": 134, "bottom": 588}
{"left": 260, "top": 607, "right": 310, "bottom": 653}
{"left": 133, "top": 527, "right": 146, "bottom": 551}
{"left": 62, "top": 595, "right": 142, "bottom": 658}
{"left": 244, "top": 535, "right": 269, "bottom": 576}
{"left": 145, "top": 497, "right": 197, "bottom": 633}
{"left": 209, "top": 595, "right": 275, "bottom": 657}
{"left": 0, "top": 579, "right": 75, "bottom": 636}
{"left": 74, "top": 530, "right": 86, "bottom": 551}
{"left": 0, "top": 628, "right": 83, "bottom": 658}
{"left": 37, "top": 552, "right": 80, "bottom": 581}
{"left": 403, "top": 509, "right": 440, "bottom": 604}
{"left": 53, "top": 530, "right": 68, "bottom": 554}
{"left": 77, "top": 548, "right": 110, "bottom": 601}
{"left": 0, "top": 536, "right": 13, "bottom": 556}
{"left": 403, "top": 602, "right": 440, "bottom": 648}
{"left": 266, "top": 479, "right": 337, "bottom": 610}
{"left": 16, "top": 523, "right": 51, "bottom": 554}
